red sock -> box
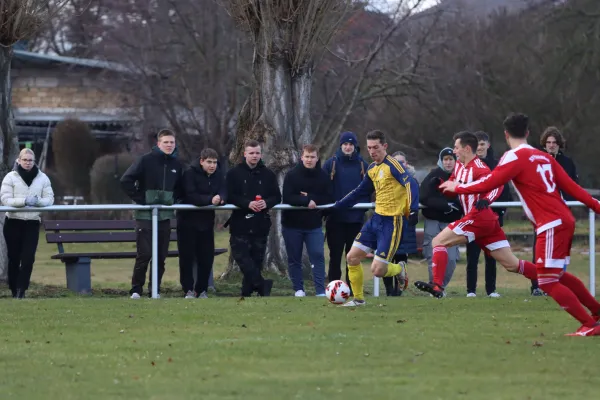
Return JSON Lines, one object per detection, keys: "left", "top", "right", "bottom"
{"left": 539, "top": 269, "right": 597, "bottom": 327}
{"left": 560, "top": 272, "right": 600, "bottom": 315}
{"left": 432, "top": 246, "right": 448, "bottom": 287}
{"left": 518, "top": 260, "right": 538, "bottom": 280}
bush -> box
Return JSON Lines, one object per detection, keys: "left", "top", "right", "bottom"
{"left": 52, "top": 119, "right": 97, "bottom": 198}
{"left": 90, "top": 152, "right": 136, "bottom": 205}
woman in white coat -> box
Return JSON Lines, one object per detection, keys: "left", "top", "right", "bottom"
{"left": 1, "top": 148, "right": 54, "bottom": 298}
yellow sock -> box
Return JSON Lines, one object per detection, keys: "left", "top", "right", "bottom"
{"left": 348, "top": 264, "right": 364, "bottom": 301}
{"left": 384, "top": 262, "right": 401, "bottom": 277}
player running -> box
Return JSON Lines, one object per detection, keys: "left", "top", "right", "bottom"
{"left": 440, "top": 113, "right": 600, "bottom": 336}
{"left": 414, "top": 131, "right": 538, "bottom": 298}
{"left": 332, "top": 130, "right": 410, "bottom": 307}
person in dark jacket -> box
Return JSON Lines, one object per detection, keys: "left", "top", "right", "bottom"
{"left": 541, "top": 126, "right": 579, "bottom": 199}
{"left": 322, "top": 131, "right": 370, "bottom": 291}
{"left": 464, "top": 131, "right": 513, "bottom": 297}
{"left": 177, "top": 148, "right": 226, "bottom": 299}
{"left": 226, "top": 139, "right": 281, "bottom": 297}
{"left": 384, "top": 151, "right": 419, "bottom": 296}
{"left": 419, "top": 147, "right": 463, "bottom": 292}
{"left": 121, "top": 129, "right": 184, "bottom": 299}
{"left": 282, "top": 144, "right": 334, "bottom": 297}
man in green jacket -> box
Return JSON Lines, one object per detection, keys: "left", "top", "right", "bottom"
{"left": 121, "top": 129, "right": 184, "bottom": 298}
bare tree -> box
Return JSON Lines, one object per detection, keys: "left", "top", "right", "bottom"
{"left": 0, "top": 0, "right": 69, "bottom": 280}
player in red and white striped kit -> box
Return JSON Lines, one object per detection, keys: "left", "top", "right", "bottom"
{"left": 441, "top": 114, "right": 600, "bottom": 337}
{"left": 414, "top": 131, "right": 538, "bottom": 298}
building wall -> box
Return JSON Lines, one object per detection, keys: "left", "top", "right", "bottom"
{"left": 11, "top": 67, "right": 138, "bottom": 111}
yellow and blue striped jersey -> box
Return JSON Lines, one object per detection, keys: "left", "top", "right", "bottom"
{"left": 336, "top": 155, "right": 411, "bottom": 217}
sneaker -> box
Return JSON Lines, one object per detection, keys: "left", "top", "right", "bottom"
{"left": 488, "top": 292, "right": 501, "bottom": 298}
{"left": 396, "top": 261, "right": 408, "bottom": 291}
{"left": 197, "top": 291, "right": 208, "bottom": 299}
{"left": 531, "top": 288, "right": 545, "bottom": 296}
{"left": 130, "top": 293, "right": 141, "bottom": 299}
{"left": 184, "top": 290, "right": 196, "bottom": 299}
{"left": 565, "top": 324, "right": 600, "bottom": 337}
{"left": 294, "top": 290, "right": 306, "bottom": 297}
{"left": 341, "top": 299, "right": 366, "bottom": 307}
{"left": 414, "top": 281, "right": 444, "bottom": 298}
{"left": 467, "top": 292, "right": 477, "bottom": 298}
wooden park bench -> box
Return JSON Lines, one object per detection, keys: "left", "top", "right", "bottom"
{"left": 43, "top": 220, "right": 228, "bottom": 294}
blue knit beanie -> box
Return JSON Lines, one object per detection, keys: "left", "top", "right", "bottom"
{"left": 340, "top": 131, "right": 358, "bottom": 146}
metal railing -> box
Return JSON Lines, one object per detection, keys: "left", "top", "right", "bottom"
{"left": 0, "top": 201, "right": 595, "bottom": 298}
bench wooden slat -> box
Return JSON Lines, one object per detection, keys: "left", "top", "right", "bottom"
{"left": 51, "top": 248, "right": 227, "bottom": 260}
{"left": 43, "top": 219, "right": 178, "bottom": 231}
{"left": 46, "top": 231, "right": 178, "bottom": 244}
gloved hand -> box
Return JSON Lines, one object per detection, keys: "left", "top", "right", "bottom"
{"left": 408, "top": 211, "right": 418, "bottom": 226}
{"left": 25, "top": 195, "right": 38, "bottom": 206}
{"left": 475, "top": 199, "right": 490, "bottom": 211}
{"left": 445, "top": 203, "right": 460, "bottom": 214}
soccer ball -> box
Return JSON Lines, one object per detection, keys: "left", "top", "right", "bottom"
{"left": 325, "top": 280, "right": 351, "bottom": 304}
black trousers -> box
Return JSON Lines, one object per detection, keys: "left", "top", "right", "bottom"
{"left": 466, "top": 214, "right": 503, "bottom": 295}
{"left": 325, "top": 220, "right": 362, "bottom": 289}
{"left": 230, "top": 234, "right": 268, "bottom": 296}
{"left": 177, "top": 226, "right": 214, "bottom": 294}
{"left": 384, "top": 253, "right": 408, "bottom": 296}
{"left": 130, "top": 219, "right": 171, "bottom": 295}
{"left": 4, "top": 217, "right": 40, "bottom": 294}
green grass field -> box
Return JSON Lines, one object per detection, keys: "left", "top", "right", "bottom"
{"left": 0, "top": 229, "right": 599, "bottom": 399}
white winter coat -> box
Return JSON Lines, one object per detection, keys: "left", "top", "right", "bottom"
{"left": 0, "top": 169, "right": 54, "bottom": 221}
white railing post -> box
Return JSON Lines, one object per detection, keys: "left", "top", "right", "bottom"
{"left": 151, "top": 207, "right": 159, "bottom": 299}
{"left": 589, "top": 209, "right": 596, "bottom": 296}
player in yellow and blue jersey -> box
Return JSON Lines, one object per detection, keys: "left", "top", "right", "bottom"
{"left": 333, "top": 130, "right": 411, "bottom": 306}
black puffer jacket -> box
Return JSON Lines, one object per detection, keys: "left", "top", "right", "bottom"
{"left": 226, "top": 160, "right": 281, "bottom": 236}
{"left": 282, "top": 160, "right": 333, "bottom": 230}
{"left": 176, "top": 160, "right": 226, "bottom": 231}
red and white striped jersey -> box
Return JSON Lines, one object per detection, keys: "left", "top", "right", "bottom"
{"left": 450, "top": 157, "right": 503, "bottom": 216}
{"left": 456, "top": 144, "right": 600, "bottom": 234}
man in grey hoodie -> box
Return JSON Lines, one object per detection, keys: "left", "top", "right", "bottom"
{"left": 418, "top": 148, "right": 463, "bottom": 291}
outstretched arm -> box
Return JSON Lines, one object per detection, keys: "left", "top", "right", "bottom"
{"left": 553, "top": 158, "right": 600, "bottom": 213}
{"left": 449, "top": 153, "right": 520, "bottom": 195}
{"left": 335, "top": 174, "right": 374, "bottom": 208}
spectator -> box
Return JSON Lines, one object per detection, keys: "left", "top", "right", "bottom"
{"left": 464, "top": 131, "right": 512, "bottom": 298}
{"left": 177, "top": 148, "right": 226, "bottom": 299}
{"left": 1, "top": 148, "right": 54, "bottom": 298}
{"left": 226, "top": 140, "right": 281, "bottom": 297}
{"left": 282, "top": 144, "right": 333, "bottom": 297}
{"left": 419, "top": 147, "right": 462, "bottom": 292}
{"left": 541, "top": 127, "right": 578, "bottom": 200}
{"left": 384, "top": 151, "right": 419, "bottom": 296}
{"left": 322, "top": 132, "right": 369, "bottom": 293}
{"left": 121, "top": 129, "right": 184, "bottom": 299}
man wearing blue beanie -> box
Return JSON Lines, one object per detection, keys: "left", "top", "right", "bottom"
{"left": 323, "top": 132, "right": 370, "bottom": 292}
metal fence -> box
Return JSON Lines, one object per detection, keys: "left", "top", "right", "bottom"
{"left": 0, "top": 201, "right": 595, "bottom": 298}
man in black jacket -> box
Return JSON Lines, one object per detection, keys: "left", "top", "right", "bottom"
{"left": 121, "top": 129, "right": 184, "bottom": 299}
{"left": 464, "top": 131, "right": 513, "bottom": 297}
{"left": 419, "top": 147, "right": 463, "bottom": 291}
{"left": 282, "top": 144, "right": 333, "bottom": 297}
{"left": 226, "top": 140, "right": 281, "bottom": 297}
{"left": 177, "top": 148, "right": 226, "bottom": 299}
{"left": 541, "top": 127, "right": 579, "bottom": 199}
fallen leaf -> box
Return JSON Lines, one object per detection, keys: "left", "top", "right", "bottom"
{"left": 25, "top": 340, "right": 30, "bottom": 344}
{"left": 540, "top": 333, "right": 545, "bottom": 337}
{"left": 397, "top": 319, "right": 407, "bottom": 323}
{"left": 168, "top": 343, "right": 171, "bottom": 347}
{"left": 505, "top": 340, "right": 511, "bottom": 344}
{"left": 168, "top": 358, "right": 172, "bottom": 363}
{"left": 46, "top": 341, "right": 51, "bottom": 344}
{"left": 133, "top": 376, "right": 139, "bottom": 380}
{"left": 241, "top": 324, "right": 247, "bottom": 328}
{"left": 533, "top": 341, "right": 543, "bottom": 347}
{"left": 307, "top": 321, "right": 314, "bottom": 327}
{"left": 151, "top": 361, "right": 156, "bottom": 366}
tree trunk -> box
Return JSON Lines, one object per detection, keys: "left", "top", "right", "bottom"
{"left": 223, "top": 25, "right": 315, "bottom": 279}
{"left": 0, "top": 46, "right": 17, "bottom": 282}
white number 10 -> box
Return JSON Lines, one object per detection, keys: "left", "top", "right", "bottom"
{"left": 536, "top": 164, "right": 556, "bottom": 193}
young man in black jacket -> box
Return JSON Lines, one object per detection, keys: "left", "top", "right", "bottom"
{"left": 121, "top": 129, "right": 184, "bottom": 299}
{"left": 177, "top": 148, "right": 226, "bottom": 299}
{"left": 282, "top": 144, "right": 333, "bottom": 297}
{"left": 419, "top": 147, "right": 463, "bottom": 291}
{"left": 226, "top": 140, "right": 281, "bottom": 297}
{"left": 464, "top": 131, "right": 513, "bottom": 297}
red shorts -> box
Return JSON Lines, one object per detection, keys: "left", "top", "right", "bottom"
{"left": 448, "top": 213, "right": 509, "bottom": 255}
{"left": 535, "top": 221, "right": 575, "bottom": 269}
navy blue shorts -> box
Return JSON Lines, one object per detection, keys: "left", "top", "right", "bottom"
{"left": 353, "top": 213, "right": 404, "bottom": 262}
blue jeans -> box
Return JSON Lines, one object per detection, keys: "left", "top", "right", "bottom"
{"left": 282, "top": 227, "right": 326, "bottom": 294}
